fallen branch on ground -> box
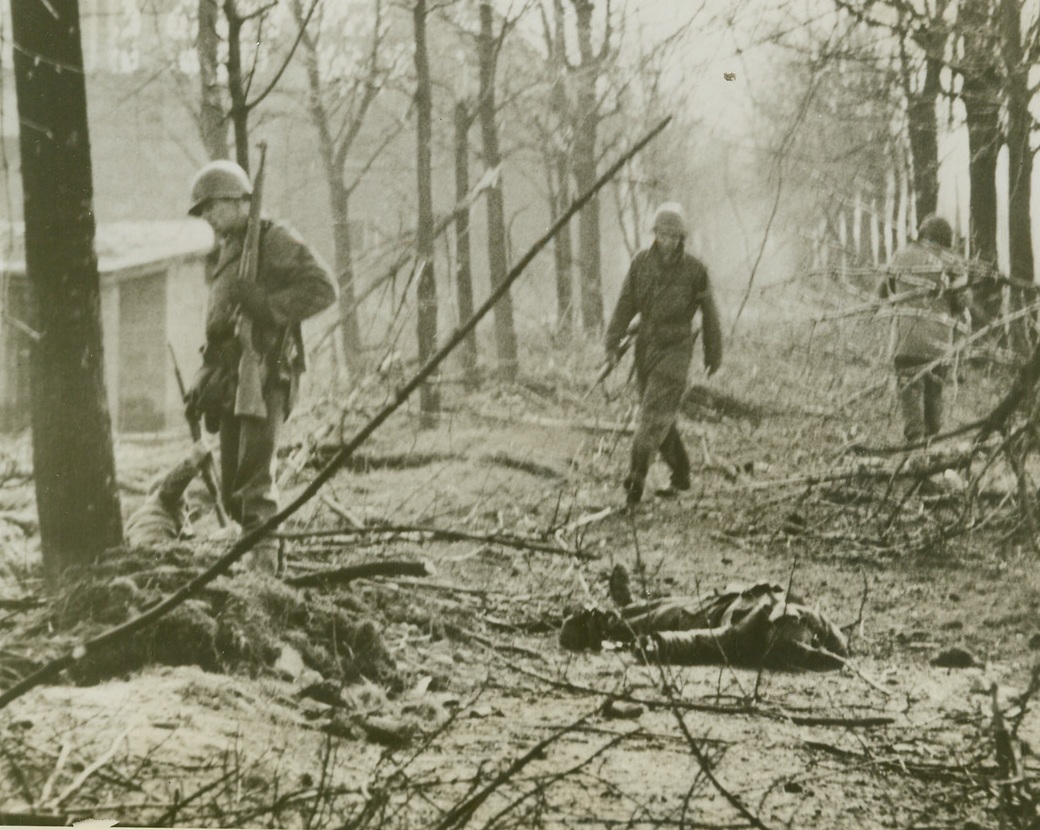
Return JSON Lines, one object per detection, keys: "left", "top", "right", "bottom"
{"left": 804, "top": 740, "right": 992, "bottom": 784}
{"left": 278, "top": 523, "right": 591, "bottom": 559}
{"left": 467, "top": 408, "right": 638, "bottom": 436}
{"left": 285, "top": 559, "right": 434, "bottom": 588}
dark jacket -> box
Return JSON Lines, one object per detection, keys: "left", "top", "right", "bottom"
{"left": 605, "top": 242, "right": 722, "bottom": 383}
{"left": 204, "top": 218, "right": 336, "bottom": 383}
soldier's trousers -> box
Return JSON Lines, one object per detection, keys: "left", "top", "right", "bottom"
{"left": 628, "top": 368, "right": 691, "bottom": 495}
{"left": 895, "top": 358, "right": 946, "bottom": 441}
{"left": 219, "top": 381, "right": 288, "bottom": 533}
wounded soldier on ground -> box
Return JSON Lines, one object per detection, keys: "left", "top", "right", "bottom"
{"left": 560, "top": 566, "right": 848, "bottom": 671}
{"left": 124, "top": 444, "right": 211, "bottom": 547}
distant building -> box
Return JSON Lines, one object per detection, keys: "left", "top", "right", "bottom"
{"left": 0, "top": 220, "right": 213, "bottom": 434}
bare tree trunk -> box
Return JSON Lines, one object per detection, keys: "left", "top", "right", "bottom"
{"left": 479, "top": 1, "right": 518, "bottom": 380}
{"left": 551, "top": 152, "right": 575, "bottom": 337}
{"left": 1000, "top": 0, "right": 1035, "bottom": 354}
{"left": 415, "top": 0, "right": 439, "bottom": 421}
{"left": 1001, "top": 0, "right": 1034, "bottom": 284}
{"left": 332, "top": 187, "right": 364, "bottom": 378}
{"left": 960, "top": 0, "right": 1000, "bottom": 267}
{"left": 546, "top": 0, "right": 573, "bottom": 338}
{"left": 960, "top": 0, "right": 1002, "bottom": 329}
{"left": 295, "top": 3, "right": 364, "bottom": 380}
{"left": 570, "top": 0, "right": 604, "bottom": 332}
{"left": 454, "top": 101, "right": 479, "bottom": 387}
{"left": 197, "top": 0, "right": 228, "bottom": 159}
{"left": 904, "top": 32, "right": 942, "bottom": 220}
{"left": 224, "top": 0, "right": 251, "bottom": 172}
{"left": 11, "top": 0, "right": 123, "bottom": 587}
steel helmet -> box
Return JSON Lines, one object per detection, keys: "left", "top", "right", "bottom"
{"left": 652, "top": 202, "right": 687, "bottom": 237}
{"left": 917, "top": 214, "right": 953, "bottom": 249}
{"left": 188, "top": 159, "right": 252, "bottom": 216}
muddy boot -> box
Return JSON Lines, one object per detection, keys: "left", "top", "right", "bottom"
{"left": 659, "top": 425, "right": 691, "bottom": 492}
{"left": 609, "top": 564, "right": 634, "bottom": 607}
{"left": 624, "top": 450, "right": 650, "bottom": 508}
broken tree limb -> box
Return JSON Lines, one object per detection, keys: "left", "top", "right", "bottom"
{"left": 0, "top": 116, "right": 671, "bottom": 712}
{"left": 466, "top": 407, "right": 635, "bottom": 435}
{"left": 277, "top": 522, "right": 590, "bottom": 558}
{"left": 285, "top": 559, "right": 434, "bottom": 588}
{"left": 809, "top": 286, "right": 937, "bottom": 323}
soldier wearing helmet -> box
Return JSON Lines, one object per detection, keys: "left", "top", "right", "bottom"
{"left": 605, "top": 202, "right": 723, "bottom": 507}
{"left": 878, "top": 214, "right": 969, "bottom": 442}
{"left": 184, "top": 157, "right": 336, "bottom": 572}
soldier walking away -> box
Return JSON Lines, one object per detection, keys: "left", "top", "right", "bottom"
{"left": 878, "top": 215, "right": 969, "bottom": 443}
{"left": 604, "top": 202, "right": 723, "bottom": 507}
{"left": 183, "top": 160, "right": 336, "bottom": 573}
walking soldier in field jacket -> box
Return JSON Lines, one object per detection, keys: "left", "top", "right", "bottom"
{"left": 605, "top": 203, "right": 723, "bottom": 507}
{"left": 184, "top": 160, "right": 336, "bottom": 572}
{"left": 878, "top": 214, "right": 969, "bottom": 443}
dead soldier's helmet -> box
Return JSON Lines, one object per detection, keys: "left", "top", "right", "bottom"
{"left": 652, "top": 202, "right": 688, "bottom": 237}
{"left": 188, "top": 159, "right": 253, "bottom": 216}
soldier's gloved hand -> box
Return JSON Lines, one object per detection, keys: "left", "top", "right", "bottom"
{"left": 705, "top": 360, "right": 720, "bottom": 378}
{"left": 184, "top": 366, "right": 224, "bottom": 433}
{"left": 227, "top": 277, "right": 275, "bottom": 326}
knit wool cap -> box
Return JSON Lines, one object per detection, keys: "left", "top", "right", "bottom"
{"left": 652, "top": 202, "right": 687, "bottom": 236}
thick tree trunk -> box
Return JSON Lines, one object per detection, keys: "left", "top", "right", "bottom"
{"left": 11, "top": 0, "right": 123, "bottom": 586}
{"left": 960, "top": 0, "right": 1002, "bottom": 329}
{"left": 454, "top": 101, "right": 478, "bottom": 387}
{"left": 197, "top": 0, "right": 228, "bottom": 159}
{"left": 479, "top": 2, "right": 518, "bottom": 380}
{"left": 960, "top": 0, "right": 1000, "bottom": 267}
{"left": 963, "top": 89, "right": 999, "bottom": 265}
{"left": 415, "top": 0, "right": 439, "bottom": 421}
{"left": 1001, "top": 0, "right": 1035, "bottom": 354}
{"left": 905, "top": 46, "right": 941, "bottom": 221}
{"left": 570, "top": 0, "right": 604, "bottom": 332}
{"left": 224, "top": 0, "right": 251, "bottom": 172}
{"left": 1002, "top": 0, "right": 1034, "bottom": 285}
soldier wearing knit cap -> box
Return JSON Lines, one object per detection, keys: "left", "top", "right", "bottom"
{"left": 605, "top": 202, "right": 723, "bottom": 507}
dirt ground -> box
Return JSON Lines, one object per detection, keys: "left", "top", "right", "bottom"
{"left": 2, "top": 299, "right": 1040, "bottom": 829}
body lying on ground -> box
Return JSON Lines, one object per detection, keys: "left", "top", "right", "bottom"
{"left": 124, "top": 444, "right": 210, "bottom": 547}
{"left": 560, "top": 568, "right": 848, "bottom": 671}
